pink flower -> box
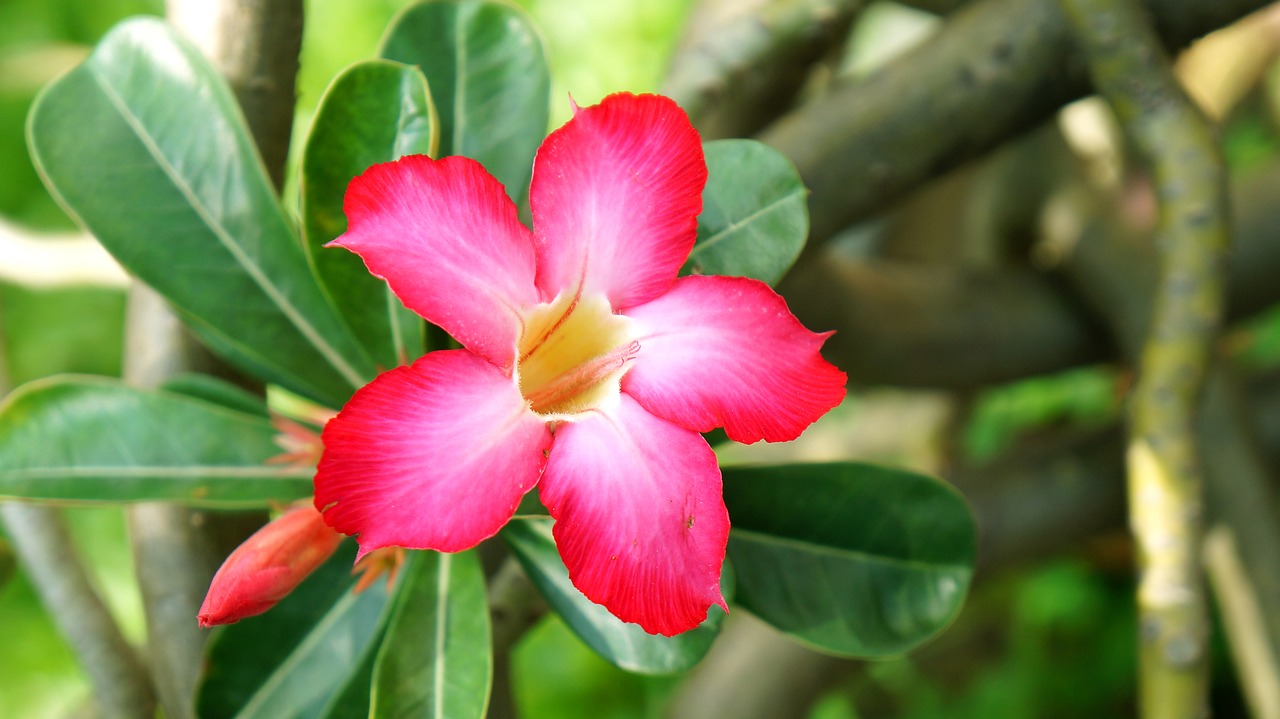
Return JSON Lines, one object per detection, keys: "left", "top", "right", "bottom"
{"left": 315, "top": 92, "right": 846, "bottom": 636}
{"left": 198, "top": 504, "right": 342, "bottom": 627}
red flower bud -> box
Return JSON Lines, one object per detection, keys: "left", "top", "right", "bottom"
{"left": 197, "top": 504, "right": 342, "bottom": 628}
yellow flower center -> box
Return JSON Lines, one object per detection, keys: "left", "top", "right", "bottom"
{"left": 516, "top": 291, "right": 638, "bottom": 418}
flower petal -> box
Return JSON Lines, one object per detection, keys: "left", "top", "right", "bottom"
{"left": 540, "top": 394, "right": 728, "bottom": 636}
{"left": 315, "top": 349, "right": 551, "bottom": 555}
{"left": 333, "top": 155, "right": 538, "bottom": 367}
{"left": 530, "top": 92, "right": 706, "bottom": 309}
{"left": 622, "top": 275, "right": 847, "bottom": 443}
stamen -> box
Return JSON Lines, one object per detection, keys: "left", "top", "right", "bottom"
{"left": 518, "top": 291, "right": 581, "bottom": 364}
{"left": 524, "top": 341, "right": 640, "bottom": 413}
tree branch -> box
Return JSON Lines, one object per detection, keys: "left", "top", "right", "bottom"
{"left": 758, "top": 0, "right": 1268, "bottom": 246}
{"left": 663, "top": 0, "right": 865, "bottom": 139}
{"left": 779, "top": 256, "right": 1113, "bottom": 388}
{"left": 1059, "top": 0, "right": 1227, "bottom": 713}
{"left": 779, "top": 153, "right": 1280, "bottom": 390}
{"left": 0, "top": 504, "right": 156, "bottom": 719}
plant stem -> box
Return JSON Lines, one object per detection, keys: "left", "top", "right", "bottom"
{"left": 486, "top": 557, "right": 547, "bottom": 719}
{"left": 1058, "top": 0, "right": 1227, "bottom": 714}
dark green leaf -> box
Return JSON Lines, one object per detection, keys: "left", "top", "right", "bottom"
{"left": 683, "top": 139, "right": 808, "bottom": 285}
{"left": 27, "top": 18, "right": 376, "bottom": 407}
{"left": 198, "top": 542, "right": 393, "bottom": 719}
{"left": 723, "top": 463, "right": 974, "bottom": 657}
{"left": 371, "top": 550, "right": 490, "bottom": 719}
{"left": 0, "top": 376, "right": 309, "bottom": 506}
{"left": 380, "top": 0, "right": 549, "bottom": 204}
{"left": 302, "top": 59, "right": 435, "bottom": 369}
{"left": 503, "top": 518, "right": 724, "bottom": 675}
{"left": 160, "top": 373, "right": 268, "bottom": 417}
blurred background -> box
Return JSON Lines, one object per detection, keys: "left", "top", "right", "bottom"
{"left": 4, "top": 0, "right": 1280, "bottom": 716}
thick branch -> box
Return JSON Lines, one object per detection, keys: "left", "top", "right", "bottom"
{"left": 758, "top": 0, "right": 1268, "bottom": 245}
{"left": 0, "top": 504, "right": 156, "bottom": 718}
{"left": 780, "top": 156, "right": 1280, "bottom": 390}
{"left": 663, "top": 0, "right": 865, "bottom": 139}
{"left": 779, "top": 256, "right": 1112, "bottom": 388}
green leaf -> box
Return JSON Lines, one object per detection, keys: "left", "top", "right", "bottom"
{"left": 198, "top": 542, "right": 393, "bottom": 719}
{"left": 380, "top": 0, "right": 550, "bottom": 204}
{"left": 0, "top": 376, "right": 309, "bottom": 506}
{"left": 683, "top": 139, "right": 808, "bottom": 285}
{"left": 160, "top": 373, "right": 269, "bottom": 417}
{"left": 371, "top": 550, "right": 491, "bottom": 719}
{"left": 302, "top": 59, "right": 436, "bottom": 369}
{"left": 27, "top": 18, "right": 376, "bottom": 407}
{"left": 503, "top": 518, "right": 725, "bottom": 674}
{"left": 315, "top": 624, "right": 384, "bottom": 719}
{"left": 723, "top": 463, "right": 974, "bottom": 657}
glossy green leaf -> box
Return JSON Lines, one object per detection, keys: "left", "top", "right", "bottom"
{"left": 503, "top": 518, "right": 725, "bottom": 675}
{"left": 0, "top": 376, "right": 310, "bottom": 506}
{"left": 371, "top": 551, "right": 490, "bottom": 719}
{"left": 380, "top": 0, "right": 550, "bottom": 203}
{"left": 682, "top": 139, "right": 808, "bottom": 285}
{"left": 302, "top": 59, "right": 436, "bottom": 369}
{"left": 198, "top": 542, "right": 393, "bottom": 719}
{"left": 723, "top": 463, "right": 974, "bottom": 657}
{"left": 27, "top": 18, "right": 376, "bottom": 407}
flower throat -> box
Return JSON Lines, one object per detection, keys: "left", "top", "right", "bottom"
{"left": 516, "top": 292, "right": 639, "bottom": 417}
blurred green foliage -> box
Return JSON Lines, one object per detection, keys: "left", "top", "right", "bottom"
{"left": 0, "top": 283, "right": 125, "bottom": 386}
{"left": 962, "top": 366, "right": 1121, "bottom": 461}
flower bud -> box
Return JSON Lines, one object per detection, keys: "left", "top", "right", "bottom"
{"left": 197, "top": 504, "right": 342, "bottom": 627}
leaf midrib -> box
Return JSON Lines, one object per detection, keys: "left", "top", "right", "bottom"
{"left": 730, "top": 527, "right": 972, "bottom": 574}
{"left": 84, "top": 61, "right": 368, "bottom": 390}
{"left": 432, "top": 554, "right": 452, "bottom": 718}
{"left": 691, "top": 190, "right": 803, "bottom": 258}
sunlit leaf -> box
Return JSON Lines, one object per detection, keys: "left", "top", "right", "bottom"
{"left": 683, "top": 139, "right": 808, "bottom": 285}
{"left": 724, "top": 462, "right": 974, "bottom": 657}
{"left": 198, "top": 543, "right": 393, "bottom": 719}
{"left": 380, "top": 0, "right": 550, "bottom": 204}
{"left": 371, "top": 550, "right": 491, "bottom": 719}
{"left": 301, "top": 59, "right": 436, "bottom": 369}
{"left": 27, "top": 18, "right": 376, "bottom": 407}
{"left": 0, "top": 376, "right": 309, "bottom": 506}
{"left": 503, "top": 518, "right": 725, "bottom": 674}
